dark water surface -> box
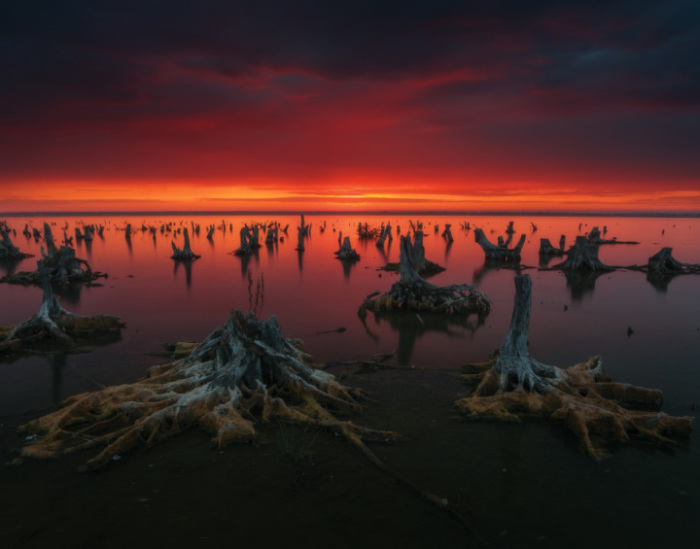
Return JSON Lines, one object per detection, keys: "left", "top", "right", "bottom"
{"left": 1, "top": 214, "right": 699, "bottom": 548}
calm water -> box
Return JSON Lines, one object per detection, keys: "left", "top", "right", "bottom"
{"left": 1, "top": 213, "right": 699, "bottom": 547}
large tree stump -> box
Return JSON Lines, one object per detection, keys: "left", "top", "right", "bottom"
{"left": 474, "top": 228, "right": 526, "bottom": 262}
{"left": 455, "top": 274, "right": 693, "bottom": 459}
{"left": 555, "top": 236, "right": 612, "bottom": 272}
{"left": 171, "top": 228, "right": 201, "bottom": 260}
{"left": 0, "top": 261, "right": 123, "bottom": 356}
{"left": 18, "top": 310, "right": 398, "bottom": 471}
{"left": 360, "top": 234, "right": 490, "bottom": 317}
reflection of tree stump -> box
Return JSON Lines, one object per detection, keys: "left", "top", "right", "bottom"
{"left": 0, "top": 261, "right": 123, "bottom": 356}
{"left": 456, "top": 274, "right": 693, "bottom": 459}
{"left": 474, "top": 228, "right": 525, "bottom": 262}
{"left": 19, "top": 310, "right": 398, "bottom": 470}
{"left": 361, "top": 234, "right": 490, "bottom": 317}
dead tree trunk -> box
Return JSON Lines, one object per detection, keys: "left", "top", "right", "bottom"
{"left": 555, "top": 236, "right": 612, "bottom": 272}
{"left": 234, "top": 226, "right": 260, "bottom": 256}
{"left": 360, "top": 234, "right": 490, "bottom": 317}
{"left": 0, "top": 229, "right": 32, "bottom": 260}
{"left": 474, "top": 228, "right": 526, "bottom": 262}
{"left": 376, "top": 222, "right": 393, "bottom": 247}
{"left": 644, "top": 247, "right": 699, "bottom": 275}
{"left": 538, "top": 236, "right": 565, "bottom": 256}
{"left": 335, "top": 236, "right": 360, "bottom": 261}
{"left": 171, "top": 228, "right": 201, "bottom": 260}
{"left": 19, "top": 309, "right": 398, "bottom": 470}
{"left": 0, "top": 260, "right": 123, "bottom": 356}
{"left": 456, "top": 274, "right": 692, "bottom": 459}
{"left": 441, "top": 224, "right": 454, "bottom": 242}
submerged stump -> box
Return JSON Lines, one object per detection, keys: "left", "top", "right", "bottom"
{"left": 361, "top": 234, "right": 490, "bottom": 317}
{"left": 0, "top": 261, "right": 123, "bottom": 356}
{"left": 455, "top": 274, "right": 692, "bottom": 459}
{"left": 19, "top": 310, "right": 398, "bottom": 470}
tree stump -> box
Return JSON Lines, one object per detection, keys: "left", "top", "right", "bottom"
{"left": 474, "top": 228, "right": 525, "bottom": 262}
{"left": 234, "top": 226, "right": 261, "bottom": 256}
{"left": 555, "top": 236, "right": 612, "bottom": 272}
{"left": 0, "top": 261, "right": 123, "bottom": 356}
{"left": 18, "top": 309, "right": 398, "bottom": 470}
{"left": 1, "top": 225, "right": 106, "bottom": 286}
{"left": 360, "top": 234, "right": 490, "bottom": 317}
{"left": 0, "top": 228, "right": 32, "bottom": 260}
{"left": 171, "top": 228, "right": 201, "bottom": 260}
{"left": 441, "top": 224, "right": 454, "bottom": 242}
{"left": 455, "top": 274, "right": 692, "bottom": 459}
{"left": 335, "top": 236, "right": 360, "bottom": 261}
{"left": 538, "top": 236, "right": 566, "bottom": 256}
{"left": 376, "top": 222, "right": 393, "bottom": 247}
{"left": 381, "top": 230, "right": 445, "bottom": 276}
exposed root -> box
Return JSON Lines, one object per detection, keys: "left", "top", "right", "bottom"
{"left": 455, "top": 275, "right": 692, "bottom": 459}
{"left": 0, "top": 260, "right": 123, "bottom": 356}
{"left": 19, "top": 310, "right": 399, "bottom": 470}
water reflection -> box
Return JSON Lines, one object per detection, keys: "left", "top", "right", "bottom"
{"left": 473, "top": 260, "right": 522, "bottom": 285}
{"left": 48, "top": 353, "right": 67, "bottom": 404}
{"left": 563, "top": 270, "right": 605, "bottom": 300}
{"left": 362, "top": 311, "right": 486, "bottom": 365}
{"left": 173, "top": 259, "right": 193, "bottom": 289}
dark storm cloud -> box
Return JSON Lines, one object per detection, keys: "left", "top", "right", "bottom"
{"left": 1, "top": 0, "right": 698, "bottom": 186}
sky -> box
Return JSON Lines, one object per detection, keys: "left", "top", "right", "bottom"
{"left": 1, "top": 0, "right": 699, "bottom": 213}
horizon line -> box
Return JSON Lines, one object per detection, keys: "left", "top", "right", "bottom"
{"left": 1, "top": 209, "right": 700, "bottom": 218}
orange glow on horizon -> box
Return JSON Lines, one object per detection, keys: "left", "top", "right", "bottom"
{"left": 2, "top": 177, "right": 699, "bottom": 214}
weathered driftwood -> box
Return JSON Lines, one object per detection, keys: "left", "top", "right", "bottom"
{"left": 335, "top": 236, "right": 360, "bottom": 261}
{"left": 554, "top": 236, "right": 612, "bottom": 272}
{"left": 18, "top": 310, "right": 398, "bottom": 471}
{"left": 0, "top": 261, "right": 123, "bottom": 357}
{"left": 171, "top": 228, "right": 201, "bottom": 260}
{"left": 474, "top": 228, "right": 526, "bottom": 262}
{"left": 0, "top": 229, "right": 32, "bottom": 260}
{"left": 360, "top": 234, "right": 490, "bottom": 317}
{"left": 455, "top": 274, "right": 692, "bottom": 459}
{"left": 381, "top": 231, "right": 445, "bottom": 277}
{"left": 1, "top": 225, "right": 106, "bottom": 286}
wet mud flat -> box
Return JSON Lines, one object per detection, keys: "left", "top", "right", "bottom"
{"left": 2, "top": 366, "right": 697, "bottom": 548}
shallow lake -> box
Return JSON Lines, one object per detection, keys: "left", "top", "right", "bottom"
{"left": 1, "top": 213, "right": 699, "bottom": 548}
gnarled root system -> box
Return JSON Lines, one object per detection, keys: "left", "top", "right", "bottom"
{"left": 455, "top": 275, "right": 692, "bottom": 459}
{"left": 19, "top": 310, "right": 398, "bottom": 470}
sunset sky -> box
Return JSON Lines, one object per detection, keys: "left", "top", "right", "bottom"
{"left": 2, "top": 1, "right": 699, "bottom": 213}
